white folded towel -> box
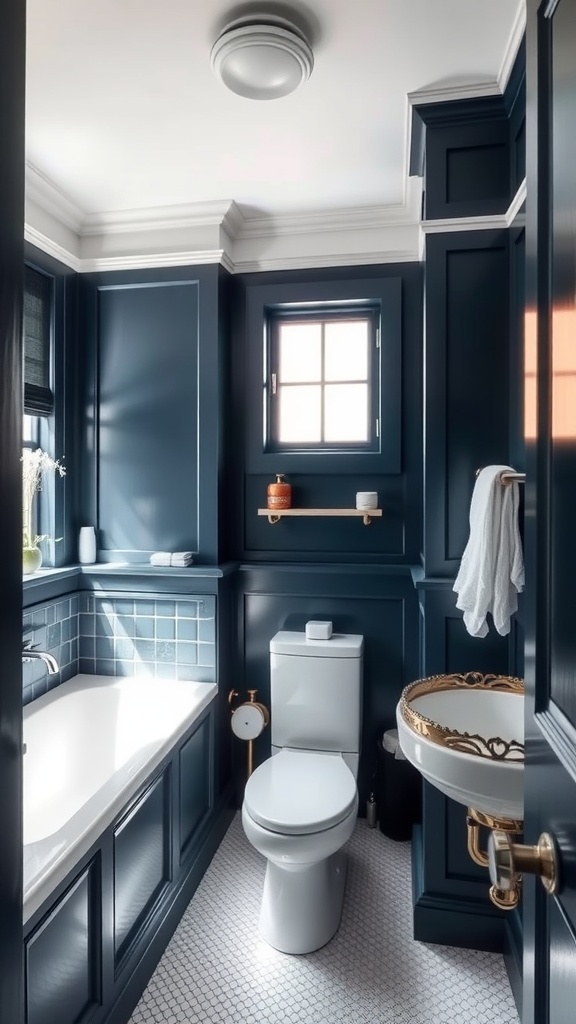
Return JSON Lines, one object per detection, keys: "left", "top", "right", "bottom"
{"left": 150, "top": 551, "right": 194, "bottom": 567}
{"left": 150, "top": 551, "right": 171, "bottom": 566}
{"left": 170, "top": 552, "right": 194, "bottom": 566}
{"left": 453, "top": 465, "right": 525, "bottom": 637}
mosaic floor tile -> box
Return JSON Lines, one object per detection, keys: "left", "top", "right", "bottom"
{"left": 130, "top": 814, "right": 519, "bottom": 1024}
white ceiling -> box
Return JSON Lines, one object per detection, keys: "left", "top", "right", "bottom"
{"left": 24, "top": 0, "right": 524, "bottom": 271}
{"left": 26, "top": 0, "right": 523, "bottom": 220}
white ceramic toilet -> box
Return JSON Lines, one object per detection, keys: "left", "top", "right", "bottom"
{"left": 241, "top": 629, "right": 363, "bottom": 954}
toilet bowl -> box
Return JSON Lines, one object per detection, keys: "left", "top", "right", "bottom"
{"left": 241, "top": 628, "right": 363, "bottom": 954}
{"left": 242, "top": 749, "right": 358, "bottom": 954}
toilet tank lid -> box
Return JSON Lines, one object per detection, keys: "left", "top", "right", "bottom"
{"left": 270, "top": 631, "right": 363, "bottom": 658}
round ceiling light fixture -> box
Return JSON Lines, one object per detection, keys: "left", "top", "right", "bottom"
{"left": 210, "top": 13, "right": 314, "bottom": 100}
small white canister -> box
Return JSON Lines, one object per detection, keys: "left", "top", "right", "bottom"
{"left": 356, "top": 491, "right": 378, "bottom": 510}
{"left": 78, "top": 526, "right": 97, "bottom": 565}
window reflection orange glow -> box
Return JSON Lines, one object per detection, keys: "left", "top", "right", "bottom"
{"left": 524, "top": 307, "right": 576, "bottom": 439}
{"left": 551, "top": 308, "right": 576, "bottom": 439}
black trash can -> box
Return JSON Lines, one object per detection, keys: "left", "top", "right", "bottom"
{"left": 375, "top": 729, "right": 422, "bottom": 841}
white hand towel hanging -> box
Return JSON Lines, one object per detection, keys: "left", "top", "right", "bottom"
{"left": 453, "top": 465, "right": 525, "bottom": 637}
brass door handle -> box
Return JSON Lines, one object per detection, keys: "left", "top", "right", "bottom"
{"left": 488, "top": 830, "right": 559, "bottom": 896}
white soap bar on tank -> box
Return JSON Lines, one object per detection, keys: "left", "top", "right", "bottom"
{"left": 305, "top": 620, "right": 333, "bottom": 640}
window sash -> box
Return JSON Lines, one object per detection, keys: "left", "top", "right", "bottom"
{"left": 266, "top": 307, "right": 379, "bottom": 452}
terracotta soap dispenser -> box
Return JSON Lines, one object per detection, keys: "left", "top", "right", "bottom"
{"left": 267, "top": 474, "right": 292, "bottom": 510}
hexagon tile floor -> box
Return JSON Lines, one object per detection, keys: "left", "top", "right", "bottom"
{"left": 129, "top": 814, "right": 519, "bottom": 1024}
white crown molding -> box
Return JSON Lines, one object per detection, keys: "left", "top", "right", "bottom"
{"left": 498, "top": 0, "right": 526, "bottom": 93}
{"left": 81, "top": 199, "right": 239, "bottom": 237}
{"left": 423, "top": 213, "right": 508, "bottom": 234}
{"left": 25, "top": 163, "right": 85, "bottom": 234}
{"left": 506, "top": 178, "right": 527, "bottom": 225}
{"left": 422, "top": 179, "right": 527, "bottom": 235}
{"left": 233, "top": 249, "right": 419, "bottom": 274}
{"left": 24, "top": 119, "right": 524, "bottom": 273}
{"left": 24, "top": 178, "right": 527, "bottom": 272}
{"left": 235, "top": 201, "right": 415, "bottom": 240}
{"left": 77, "top": 194, "right": 419, "bottom": 244}
{"left": 220, "top": 200, "right": 245, "bottom": 241}
{"left": 78, "top": 249, "right": 228, "bottom": 273}
{"left": 408, "top": 78, "right": 501, "bottom": 108}
{"left": 24, "top": 223, "right": 80, "bottom": 271}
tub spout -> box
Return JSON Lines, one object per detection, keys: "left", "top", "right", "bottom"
{"left": 22, "top": 649, "right": 60, "bottom": 674}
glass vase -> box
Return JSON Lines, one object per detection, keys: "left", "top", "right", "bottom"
{"left": 23, "top": 545, "right": 42, "bottom": 574}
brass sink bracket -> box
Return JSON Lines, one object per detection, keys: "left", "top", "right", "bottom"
{"left": 466, "top": 807, "right": 523, "bottom": 910}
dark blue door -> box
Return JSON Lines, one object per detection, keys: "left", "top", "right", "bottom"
{"left": 524, "top": 2, "right": 576, "bottom": 1021}
{"left": 0, "top": 0, "right": 26, "bottom": 1021}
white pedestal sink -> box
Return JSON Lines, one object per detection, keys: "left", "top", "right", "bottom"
{"left": 396, "top": 672, "right": 524, "bottom": 821}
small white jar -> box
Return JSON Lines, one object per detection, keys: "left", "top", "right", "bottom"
{"left": 78, "top": 526, "right": 97, "bottom": 564}
{"left": 355, "top": 491, "right": 378, "bottom": 510}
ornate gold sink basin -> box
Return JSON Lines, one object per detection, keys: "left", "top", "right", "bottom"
{"left": 396, "top": 673, "right": 524, "bottom": 820}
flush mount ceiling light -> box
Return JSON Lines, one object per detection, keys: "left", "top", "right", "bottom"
{"left": 210, "top": 13, "right": 314, "bottom": 100}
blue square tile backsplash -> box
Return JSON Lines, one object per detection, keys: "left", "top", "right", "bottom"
{"left": 23, "top": 595, "right": 79, "bottom": 705}
{"left": 22, "top": 592, "right": 217, "bottom": 705}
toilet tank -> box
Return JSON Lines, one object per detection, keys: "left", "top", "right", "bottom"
{"left": 269, "top": 631, "right": 363, "bottom": 756}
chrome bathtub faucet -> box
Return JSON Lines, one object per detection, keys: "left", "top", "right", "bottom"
{"left": 22, "top": 644, "right": 60, "bottom": 675}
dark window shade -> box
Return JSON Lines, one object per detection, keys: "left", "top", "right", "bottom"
{"left": 24, "top": 265, "right": 53, "bottom": 415}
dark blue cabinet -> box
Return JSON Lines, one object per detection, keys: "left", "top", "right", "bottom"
{"left": 23, "top": 704, "right": 231, "bottom": 1024}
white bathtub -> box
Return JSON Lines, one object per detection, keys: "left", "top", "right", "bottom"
{"left": 23, "top": 674, "right": 217, "bottom": 924}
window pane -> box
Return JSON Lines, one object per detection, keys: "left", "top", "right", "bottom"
{"left": 23, "top": 415, "right": 39, "bottom": 444}
{"left": 324, "top": 384, "right": 369, "bottom": 442}
{"left": 278, "top": 385, "right": 321, "bottom": 443}
{"left": 324, "top": 320, "right": 369, "bottom": 381}
{"left": 278, "top": 323, "right": 321, "bottom": 382}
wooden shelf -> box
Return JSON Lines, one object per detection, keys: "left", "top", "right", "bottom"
{"left": 257, "top": 507, "right": 382, "bottom": 526}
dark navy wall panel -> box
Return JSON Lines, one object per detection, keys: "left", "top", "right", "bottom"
{"left": 446, "top": 137, "right": 509, "bottom": 205}
{"left": 413, "top": 44, "right": 526, "bottom": 223}
{"left": 233, "top": 263, "right": 423, "bottom": 563}
{"left": 420, "top": 106, "right": 511, "bottom": 219}
{"left": 418, "top": 583, "right": 515, "bottom": 678}
{"left": 80, "top": 264, "right": 229, "bottom": 565}
{"left": 238, "top": 565, "right": 420, "bottom": 809}
{"left": 424, "top": 231, "right": 510, "bottom": 577}
{"left": 413, "top": 54, "right": 526, "bottom": 955}
{"left": 508, "top": 38, "right": 527, "bottom": 193}
{"left": 97, "top": 281, "right": 199, "bottom": 557}
{"left": 509, "top": 223, "right": 526, "bottom": 475}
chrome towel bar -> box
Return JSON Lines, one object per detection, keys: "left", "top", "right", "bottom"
{"left": 475, "top": 468, "right": 526, "bottom": 485}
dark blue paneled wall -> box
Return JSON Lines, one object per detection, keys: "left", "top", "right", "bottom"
{"left": 97, "top": 280, "right": 200, "bottom": 555}
{"left": 79, "top": 265, "right": 230, "bottom": 564}
{"left": 411, "top": 47, "right": 526, "bottom": 976}
{"left": 232, "top": 264, "right": 423, "bottom": 563}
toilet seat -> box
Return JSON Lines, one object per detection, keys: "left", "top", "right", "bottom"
{"left": 244, "top": 749, "right": 357, "bottom": 835}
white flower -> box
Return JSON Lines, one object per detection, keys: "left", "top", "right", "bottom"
{"left": 22, "top": 447, "right": 66, "bottom": 547}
